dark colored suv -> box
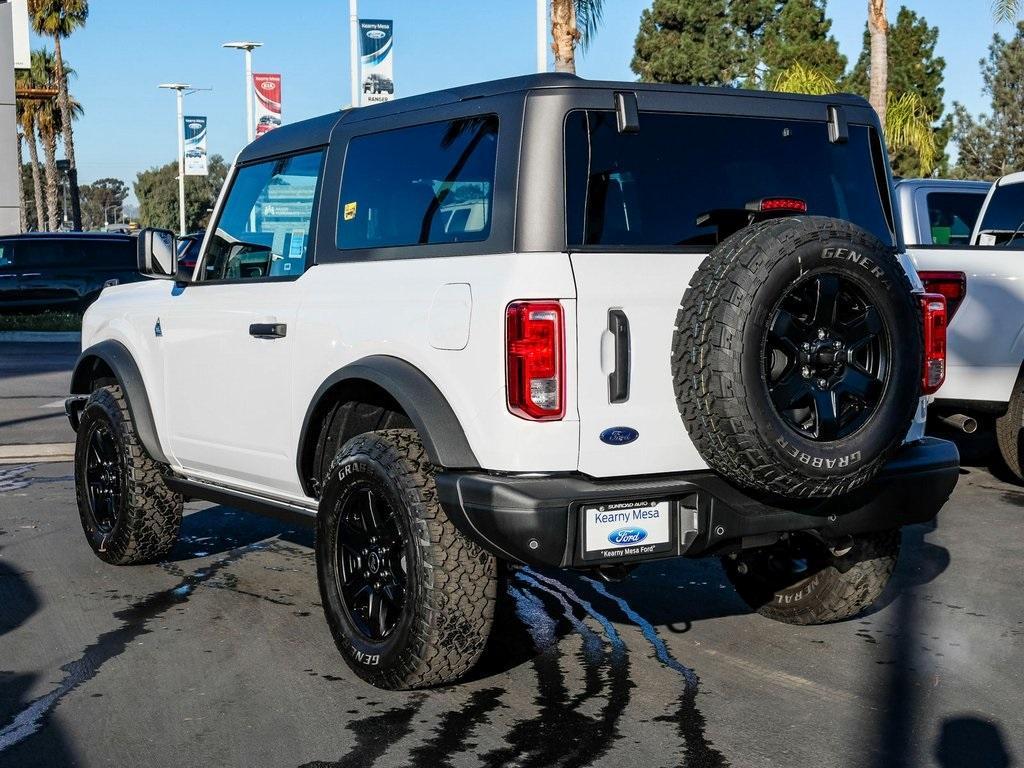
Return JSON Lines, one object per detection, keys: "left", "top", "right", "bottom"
{"left": 0, "top": 233, "right": 140, "bottom": 313}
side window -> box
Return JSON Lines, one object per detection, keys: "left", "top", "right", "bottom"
{"left": 925, "top": 192, "right": 986, "bottom": 245}
{"left": 201, "top": 150, "right": 324, "bottom": 282}
{"left": 0, "top": 242, "right": 11, "bottom": 269}
{"left": 13, "top": 240, "right": 66, "bottom": 269}
{"left": 337, "top": 116, "right": 498, "bottom": 251}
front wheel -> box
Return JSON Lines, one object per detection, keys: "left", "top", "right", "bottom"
{"left": 722, "top": 530, "right": 900, "bottom": 625}
{"left": 74, "top": 385, "right": 183, "bottom": 565}
{"left": 315, "top": 429, "right": 497, "bottom": 689}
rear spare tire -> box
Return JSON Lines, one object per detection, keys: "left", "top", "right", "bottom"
{"left": 673, "top": 216, "right": 921, "bottom": 499}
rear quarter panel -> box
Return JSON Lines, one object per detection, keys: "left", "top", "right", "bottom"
{"left": 910, "top": 246, "right": 1023, "bottom": 403}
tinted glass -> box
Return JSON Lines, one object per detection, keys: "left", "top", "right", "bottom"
{"left": 1, "top": 240, "right": 65, "bottom": 268}
{"left": 565, "top": 111, "right": 892, "bottom": 247}
{"left": 924, "top": 191, "right": 986, "bottom": 245}
{"left": 977, "top": 182, "right": 1024, "bottom": 245}
{"left": 67, "top": 239, "right": 135, "bottom": 270}
{"left": 202, "top": 150, "right": 324, "bottom": 281}
{"left": 337, "top": 116, "right": 498, "bottom": 250}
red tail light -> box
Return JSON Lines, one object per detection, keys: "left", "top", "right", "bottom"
{"left": 506, "top": 301, "right": 565, "bottom": 421}
{"left": 919, "top": 271, "right": 966, "bottom": 320}
{"left": 920, "top": 293, "right": 947, "bottom": 395}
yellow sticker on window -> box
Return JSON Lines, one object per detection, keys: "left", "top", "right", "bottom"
{"left": 343, "top": 201, "right": 357, "bottom": 221}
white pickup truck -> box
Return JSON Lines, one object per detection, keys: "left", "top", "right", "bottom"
{"left": 903, "top": 175, "right": 1024, "bottom": 478}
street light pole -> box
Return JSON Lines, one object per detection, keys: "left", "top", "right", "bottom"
{"left": 536, "top": 0, "right": 546, "bottom": 73}
{"left": 223, "top": 41, "right": 262, "bottom": 143}
{"left": 159, "top": 83, "right": 193, "bottom": 237}
{"left": 349, "top": 0, "right": 359, "bottom": 107}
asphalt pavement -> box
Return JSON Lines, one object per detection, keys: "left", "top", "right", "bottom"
{"left": 0, "top": 342, "right": 1021, "bottom": 767}
{"left": 0, "top": 342, "right": 78, "bottom": 447}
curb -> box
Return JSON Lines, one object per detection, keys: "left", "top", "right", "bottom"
{"left": 0, "top": 443, "right": 75, "bottom": 464}
{"left": 0, "top": 331, "right": 81, "bottom": 343}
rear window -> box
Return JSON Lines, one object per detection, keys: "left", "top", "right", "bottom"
{"left": 977, "top": 182, "right": 1024, "bottom": 245}
{"left": 0, "top": 238, "right": 133, "bottom": 269}
{"left": 565, "top": 110, "right": 892, "bottom": 248}
{"left": 337, "top": 116, "right": 498, "bottom": 251}
{"left": 925, "top": 192, "right": 985, "bottom": 245}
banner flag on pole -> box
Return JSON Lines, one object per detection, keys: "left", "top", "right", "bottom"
{"left": 183, "top": 115, "right": 208, "bottom": 176}
{"left": 359, "top": 19, "right": 394, "bottom": 106}
{"left": 253, "top": 73, "right": 282, "bottom": 135}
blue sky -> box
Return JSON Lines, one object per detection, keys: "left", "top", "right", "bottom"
{"left": 27, "top": 0, "right": 1017, "bottom": 197}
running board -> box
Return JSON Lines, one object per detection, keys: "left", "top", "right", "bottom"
{"left": 165, "top": 476, "right": 317, "bottom": 529}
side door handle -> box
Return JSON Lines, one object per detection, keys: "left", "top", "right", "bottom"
{"left": 249, "top": 322, "right": 287, "bottom": 339}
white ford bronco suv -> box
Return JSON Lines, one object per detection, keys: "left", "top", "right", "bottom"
{"left": 66, "top": 75, "right": 959, "bottom": 690}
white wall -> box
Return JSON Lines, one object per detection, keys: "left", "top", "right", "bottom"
{"left": 0, "top": 2, "right": 21, "bottom": 235}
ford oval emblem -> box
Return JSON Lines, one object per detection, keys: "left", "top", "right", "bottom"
{"left": 608, "top": 527, "right": 648, "bottom": 546}
{"left": 600, "top": 427, "right": 639, "bottom": 446}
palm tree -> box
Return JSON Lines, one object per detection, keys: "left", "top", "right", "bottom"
{"left": 867, "top": 0, "right": 888, "bottom": 127}
{"left": 31, "top": 48, "right": 82, "bottom": 231}
{"left": 15, "top": 131, "right": 27, "bottom": 233}
{"left": 15, "top": 66, "right": 47, "bottom": 231}
{"left": 550, "top": 0, "right": 604, "bottom": 74}
{"left": 993, "top": 1, "right": 1022, "bottom": 23}
{"left": 28, "top": 0, "right": 88, "bottom": 231}
{"left": 771, "top": 65, "right": 936, "bottom": 175}
{"left": 33, "top": 50, "right": 61, "bottom": 231}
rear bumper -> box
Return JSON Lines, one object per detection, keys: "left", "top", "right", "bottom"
{"left": 436, "top": 437, "right": 959, "bottom": 568}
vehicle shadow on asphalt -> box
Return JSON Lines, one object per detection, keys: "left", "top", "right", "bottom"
{"left": 168, "top": 503, "right": 313, "bottom": 561}
{"left": 0, "top": 546, "right": 78, "bottom": 767}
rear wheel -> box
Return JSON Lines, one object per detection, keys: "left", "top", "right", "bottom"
{"left": 316, "top": 429, "right": 497, "bottom": 689}
{"left": 722, "top": 530, "right": 900, "bottom": 625}
{"left": 74, "top": 385, "right": 183, "bottom": 565}
{"left": 996, "top": 374, "right": 1024, "bottom": 481}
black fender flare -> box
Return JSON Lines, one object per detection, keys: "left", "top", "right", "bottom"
{"left": 297, "top": 356, "right": 480, "bottom": 493}
{"left": 70, "top": 340, "right": 168, "bottom": 464}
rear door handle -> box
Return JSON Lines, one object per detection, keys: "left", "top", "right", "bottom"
{"left": 608, "top": 309, "right": 630, "bottom": 403}
{"left": 249, "top": 322, "right": 287, "bottom": 339}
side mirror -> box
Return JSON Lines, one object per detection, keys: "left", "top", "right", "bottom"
{"left": 137, "top": 228, "right": 177, "bottom": 279}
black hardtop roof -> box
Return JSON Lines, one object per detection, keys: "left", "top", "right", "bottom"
{"left": 0, "top": 231, "right": 135, "bottom": 241}
{"left": 237, "top": 73, "right": 873, "bottom": 163}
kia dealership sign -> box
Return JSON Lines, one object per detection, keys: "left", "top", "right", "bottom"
{"left": 253, "top": 73, "right": 282, "bottom": 135}
{"left": 359, "top": 19, "right": 394, "bottom": 106}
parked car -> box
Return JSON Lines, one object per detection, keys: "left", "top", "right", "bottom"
{"left": 0, "top": 232, "right": 140, "bottom": 314}
{"left": 66, "top": 74, "right": 958, "bottom": 690}
{"left": 895, "top": 178, "right": 991, "bottom": 247}
{"left": 909, "top": 172, "right": 1024, "bottom": 478}
{"left": 176, "top": 231, "right": 204, "bottom": 270}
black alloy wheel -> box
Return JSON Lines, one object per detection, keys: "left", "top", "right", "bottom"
{"left": 82, "top": 420, "right": 123, "bottom": 534}
{"left": 763, "top": 272, "right": 890, "bottom": 442}
{"left": 333, "top": 484, "right": 409, "bottom": 642}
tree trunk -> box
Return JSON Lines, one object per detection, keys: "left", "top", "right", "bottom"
{"left": 26, "top": 126, "right": 45, "bottom": 231}
{"left": 39, "top": 126, "right": 60, "bottom": 232}
{"left": 551, "top": 0, "right": 578, "bottom": 74}
{"left": 53, "top": 36, "right": 82, "bottom": 231}
{"left": 867, "top": 0, "right": 888, "bottom": 129}
{"left": 15, "top": 132, "right": 27, "bottom": 233}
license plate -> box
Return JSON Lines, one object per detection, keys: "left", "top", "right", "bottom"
{"left": 580, "top": 500, "right": 673, "bottom": 562}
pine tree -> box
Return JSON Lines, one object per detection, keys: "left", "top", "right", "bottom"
{"left": 761, "top": 0, "right": 845, "bottom": 84}
{"left": 632, "top": 0, "right": 769, "bottom": 86}
{"left": 952, "top": 22, "right": 1024, "bottom": 179}
{"left": 846, "top": 7, "right": 947, "bottom": 176}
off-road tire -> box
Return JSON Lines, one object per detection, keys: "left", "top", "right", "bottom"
{"left": 673, "top": 216, "right": 922, "bottom": 499}
{"left": 996, "top": 373, "right": 1024, "bottom": 481}
{"left": 74, "top": 385, "right": 183, "bottom": 565}
{"left": 316, "top": 428, "right": 497, "bottom": 689}
{"left": 723, "top": 530, "right": 900, "bottom": 625}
